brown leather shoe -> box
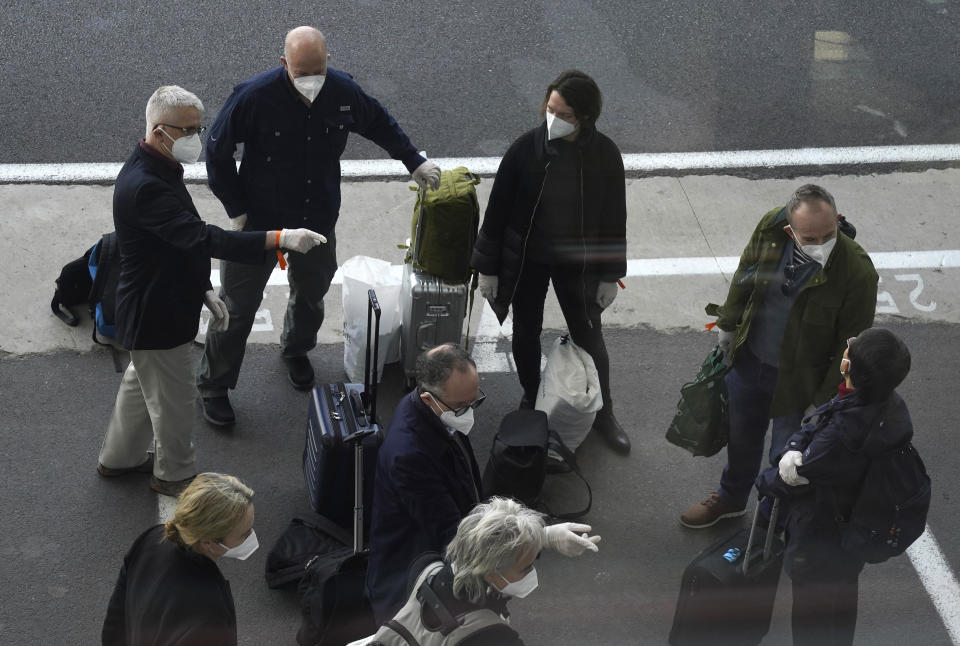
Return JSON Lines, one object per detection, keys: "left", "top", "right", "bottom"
{"left": 680, "top": 493, "right": 747, "bottom": 529}
{"left": 150, "top": 475, "right": 196, "bottom": 498}
{"left": 97, "top": 454, "right": 154, "bottom": 477}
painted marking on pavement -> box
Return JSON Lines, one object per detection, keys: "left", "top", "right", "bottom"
{"left": 211, "top": 250, "right": 960, "bottom": 289}
{"left": 908, "top": 527, "right": 960, "bottom": 644}
{"left": 4, "top": 143, "right": 960, "bottom": 182}
{"left": 157, "top": 493, "right": 177, "bottom": 523}
{"left": 625, "top": 250, "right": 960, "bottom": 277}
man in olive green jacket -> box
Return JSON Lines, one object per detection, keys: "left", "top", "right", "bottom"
{"left": 681, "top": 184, "right": 878, "bottom": 528}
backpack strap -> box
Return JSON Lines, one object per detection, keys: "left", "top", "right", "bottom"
{"left": 540, "top": 431, "right": 593, "bottom": 520}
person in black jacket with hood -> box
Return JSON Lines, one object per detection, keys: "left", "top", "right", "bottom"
{"left": 757, "top": 327, "right": 914, "bottom": 646}
{"left": 470, "top": 70, "right": 630, "bottom": 454}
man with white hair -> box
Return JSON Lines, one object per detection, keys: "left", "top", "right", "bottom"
{"left": 97, "top": 85, "right": 326, "bottom": 497}
{"left": 366, "top": 344, "right": 600, "bottom": 623}
{"left": 197, "top": 26, "right": 442, "bottom": 425}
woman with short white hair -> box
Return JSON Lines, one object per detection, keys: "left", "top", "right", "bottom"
{"left": 366, "top": 497, "right": 569, "bottom": 646}
{"left": 102, "top": 473, "right": 258, "bottom": 646}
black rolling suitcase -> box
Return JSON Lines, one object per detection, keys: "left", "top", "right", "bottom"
{"left": 669, "top": 498, "right": 784, "bottom": 646}
{"left": 304, "top": 289, "right": 383, "bottom": 532}
{"left": 296, "top": 289, "right": 381, "bottom": 646}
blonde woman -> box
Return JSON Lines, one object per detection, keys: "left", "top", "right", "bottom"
{"left": 102, "top": 473, "right": 257, "bottom": 646}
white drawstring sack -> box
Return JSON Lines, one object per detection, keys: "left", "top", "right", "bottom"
{"left": 535, "top": 335, "right": 603, "bottom": 452}
{"left": 341, "top": 256, "right": 402, "bottom": 382}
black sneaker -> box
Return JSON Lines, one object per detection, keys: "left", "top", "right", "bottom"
{"left": 284, "top": 356, "right": 315, "bottom": 390}
{"left": 202, "top": 395, "right": 236, "bottom": 426}
{"left": 592, "top": 411, "right": 631, "bottom": 454}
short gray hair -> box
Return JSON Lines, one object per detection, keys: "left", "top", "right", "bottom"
{"left": 145, "top": 85, "right": 204, "bottom": 138}
{"left": 444, "top": 497, "right": 546, "bottom": 605}
{"left": 786, "top": 184, "right": 837, "bottom": 222}
{"left": 415, "top": 343, "right": 475, "bottom": 398}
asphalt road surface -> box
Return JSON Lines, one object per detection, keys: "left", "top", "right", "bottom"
{"left": 3, "top": 0, "right": 960, "bottom": 163}
{"left": 1, "top": 321, "right": 957, "bottom": 645}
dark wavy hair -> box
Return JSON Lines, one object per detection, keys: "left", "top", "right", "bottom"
{"left": 540, "top": 69, "right": 603, "bottom": 130}
{"left": 848, "top": 327, "right": 911, "bottom": 403}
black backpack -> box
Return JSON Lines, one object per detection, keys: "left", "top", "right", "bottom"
{"left": 840, "top": 439, "right": 931, "bottom": 564}
{"left": 51, "top": 232, "right": 123, "bottom": 370}
{"left": 481, "top": 409, "right": 592, "bottom": 520}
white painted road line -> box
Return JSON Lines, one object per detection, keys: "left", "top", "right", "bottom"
{"left": 4, "top": 143, "right": 960, "bottom": 182}
{"left": 626, "top": 250, "right": 960, "bottom": 277}
{"left": 210, "top": 249, "right": 960, "bottom": 288}
{"left": 908, "top": 527, "right": 960, "bottom": 644}
{"left": 157, "top": 493, "right": 177, "bottom": 523}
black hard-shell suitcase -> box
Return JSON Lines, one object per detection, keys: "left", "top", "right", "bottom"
{"left": 669, "top": 498, "right": 784, "bottom": 646}
{"left": 304, "top": 290, "right": 383, "bottom": 532}
{"left": 297, "top": 289, "right": 381, "bottom": 646}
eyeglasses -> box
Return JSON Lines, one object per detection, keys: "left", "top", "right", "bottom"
{"left": 158, "top": 123, "right": 207, "bottom": 137}
{"left": 427, "top": 388, "right": 486, "bottom": 417}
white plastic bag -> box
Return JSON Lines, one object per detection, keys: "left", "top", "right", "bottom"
{"left": 341, "top": 256, "right": 402, "bottom": 382}
{"left": 535, "top": 336, "right": 603, "bottom": 452}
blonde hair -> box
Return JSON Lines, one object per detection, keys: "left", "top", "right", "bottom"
{"left": 164, "top": 473, "right": 254, "bottom": 547}
{"left": 444, "top": 497, "right": 546, "bottom": 604}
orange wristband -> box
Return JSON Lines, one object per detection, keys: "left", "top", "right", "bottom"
{"left": 275, "top": 230, "right": 287, "bottom": 270}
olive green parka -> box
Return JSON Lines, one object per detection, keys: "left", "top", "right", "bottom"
{"left": 706, "top": 207, "right": 878, "bottom": 417}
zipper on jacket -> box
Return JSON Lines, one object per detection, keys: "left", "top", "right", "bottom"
{"left": 508, "top": 160, "right": 551, "bottom": 305}
{"left": 578, "top": 149, "right": 591, "bottom": 329}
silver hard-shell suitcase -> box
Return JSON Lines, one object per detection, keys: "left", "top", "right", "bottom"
{"left": 399, "top": 261, "right": 468, "bottom": 389}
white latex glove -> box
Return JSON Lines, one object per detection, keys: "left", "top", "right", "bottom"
{"left": 544, "top": 522, "right": 601, "bottom": 557}
{"left": 279, "top": 228, "right": 327, "bottom": 253}
{"left": 596, "top": 281, "right": 618, "bottom": 309}
{"left": 778, "top": 450, "right": 809, "bottom": 486}
{"left": 230, "top": 213, "right": 247, "bottom": 231}
{"left": 478, "top": 274, "right": 499, "bottom": 302}
{"left": 203, "top": 290, "right": 229, "bottom": 332}
{"left": 717, "top": 328, "right": 734, "bottom": 357}
{"left": 412, "top": 160, "right": 442, "bottom": 191}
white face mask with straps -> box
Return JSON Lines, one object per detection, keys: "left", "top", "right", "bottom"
{"left": 495, "top": 567, "right": 539, "bottom": 598}
{"left": 218, "top": 529, "right": 259, "bottom": 560}
{"left": 293, "top": 74, "right": 325, "bottom": 102}
{"left": 545, "top": 112, "right": 576, "bottom": 140}
{"left": 159, "top": 128, "right": 202, "bottom": 163}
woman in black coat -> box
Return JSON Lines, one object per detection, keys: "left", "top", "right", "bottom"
{"left": 758, "top": 327, "right": 914, "bottom": 646}
{"left": 102, "top": 473, "right": 258, "bottom": 646}
{"left": 470, "top": 69, "right": 630, "bottom": 454}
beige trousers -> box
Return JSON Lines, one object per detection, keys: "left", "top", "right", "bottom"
{"left": 99, "top": 342, "right": 197, "bottom": 481}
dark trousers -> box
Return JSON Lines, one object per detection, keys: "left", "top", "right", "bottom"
{"left": 791, "top": 576, "right": 860, "bottom": 646}
{"left": 510, "top": 260, "right": 612, "bottom": 412}
{"left": 720, "top": 347, "right": 804, "bottom": 506}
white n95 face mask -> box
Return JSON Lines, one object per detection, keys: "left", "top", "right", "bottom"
{"left": 800, "top": 237, "right": 837, "bottom": 266}
{"left": 440, "top": 407, "right": 475, "bottom": 436}
{"left": 160, "top": 129, "right": 203, "bottom": 164}
{"left": 497, "top": 568, "right": 538, "bottom": 599}
{"left": 546, "top": 112, "right": 576, "bottom": 140}
{"left": 293, "top": 74, "right": 325, "bottom": 102}
{"left": 219, "top": 529, "right": 259, "bottom": 560}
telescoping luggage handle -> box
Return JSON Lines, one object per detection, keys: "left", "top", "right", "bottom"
{"left": 741, "top": 497, "right": 780, "bottom": 577}
{"left": 343, "top": 288, "right": 381, "bottom": 554}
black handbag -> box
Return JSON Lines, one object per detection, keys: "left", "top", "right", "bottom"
{"left": 481, "top": 409, "right": 592, "bottom": 520}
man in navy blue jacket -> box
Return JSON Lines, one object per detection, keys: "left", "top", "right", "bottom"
{"left": 97, "top": 85, "right": 326, "bottom": 497}
{"left": 366, "top": 344, "right": 601, "bottom": 624}
{"left": 197, "top": 26, "right": 442, "bottom": 425}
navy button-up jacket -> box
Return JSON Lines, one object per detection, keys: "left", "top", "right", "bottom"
{"left": 205, "top": 67, "right": 425, "bottom": 234}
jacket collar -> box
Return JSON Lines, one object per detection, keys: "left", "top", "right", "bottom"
{"left": 537, "top": 121, "right": 597, "bottom": 157}
{"left": 137, "top": 140, "right": 183, "bottom": 180}
{"left": 409, "top": 390, "right": 454, "bottom": 441}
